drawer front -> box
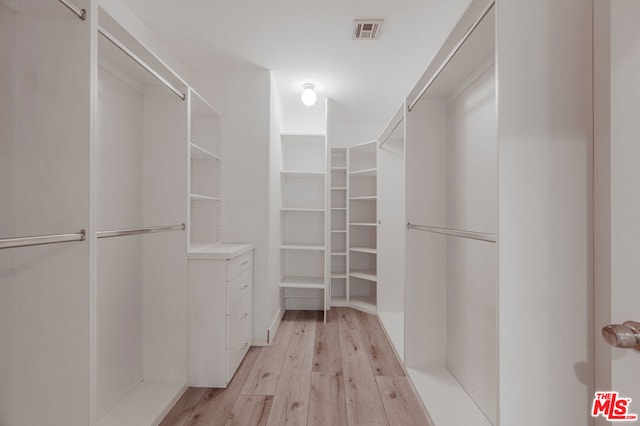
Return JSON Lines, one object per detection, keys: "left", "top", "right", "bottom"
{"left": 226, "top": 295, "right": 252, "bottom": 350}
{"left": 226, "top": 251, "right": 253, "bottom": 282}
{"left": 226, "top": 269, "right": 252, "bottom": 313}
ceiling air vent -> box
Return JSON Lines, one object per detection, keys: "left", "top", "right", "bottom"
{"left": 353, "top": 19, "right": 383, "bottom": 40}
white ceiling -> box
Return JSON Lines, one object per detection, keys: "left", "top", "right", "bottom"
{"left": 121, "top": 0, "right": 472, "bottom": 126}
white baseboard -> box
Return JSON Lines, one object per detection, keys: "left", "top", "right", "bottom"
{"left": 267, "top": 307, "right": 284, "bottom": 345}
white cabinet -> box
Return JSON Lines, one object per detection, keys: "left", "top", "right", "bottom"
{"left": 188, "top": 244, "right": 254, "bottom": 388}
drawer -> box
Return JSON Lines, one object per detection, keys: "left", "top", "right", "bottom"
{"left": 226, "top": 269, "right": 252, "bottom": 313}
{"left": 226, "top": 251, "right": 253, "bottom": 282}
{"left": 226, "top": 296, "right": 252, "bottom": 349}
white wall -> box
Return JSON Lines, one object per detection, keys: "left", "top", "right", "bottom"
{"left": 191, "top": 69, "right": 273, "bottom": 344}
{"left": 330, "top": 120, "right": 383, "bottom": 147}
{"left": 445, "top": 67, "right": 497, "bottom": 424}
{"left": 268, "top": 73, "right": 285, "bottom": 338}
{"left": 497, "top": 0, "right": 594, "bottom": 424}
{"left": 96, "top": 67, "right": 145, "bottom": 420}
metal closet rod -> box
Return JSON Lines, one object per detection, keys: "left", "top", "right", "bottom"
{"left": 407, "top": 0, "right": 495, "bottom": 112}
{"left": 98, "top": 26, "right": 186, "bottom": 101}
{"left": 58, "top": 0, "right": 86, "bottom": 21}
{"left": 407, "top": 222, "right": 497, "bottom": 243}
{"left": 97, "top": 223, "right": 185, "bottom": 239}
{"left": 0, "top": 230, "right": 86, "bottom": 250}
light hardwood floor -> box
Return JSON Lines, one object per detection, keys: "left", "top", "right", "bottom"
{"left": 161, "top": 308, "right": 430, "bottom": 426}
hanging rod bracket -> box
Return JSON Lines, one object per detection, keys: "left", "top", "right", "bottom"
{"left": 58, "top": 0, "right": 86, "bottom": 21}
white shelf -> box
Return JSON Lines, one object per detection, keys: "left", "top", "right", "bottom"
{"left": 281, "top": 171, "right": 325, "bottom": 178}
{"left": 190, "top": 193, "right": 221, "bottom": 201}
{"left": 350, "top": 196, "right": 377, "bottom": 200}
{"left": 349, "top": 247, "right": 377, "bottom": 254}
{"left": 331, "top": 230, "right": 347, "bottom": 233}
{"left": 331, "top": 207, "right": 346, "bottom": 211}
{"left": 97, "top": 380, "right": 186, "bottom": 426}
{"left": 280, "top": 243, "right": 325, "bottom": 251}
{"left": 190, "top": 143, "right": 221, "bottom": 161}
{"left": 349, "top": 296, "right": 377, "bottom": 314}
{"left": 279, "top": 276, "right": 325, "bottom": 289}
{"left": 331, "top": 295, "right": 348, "bottom": 307}
{"left": 281, "top": 208, "right": 325, "bottom": 213}
{"left": 350, "top": 270, "right": 377, "bottom": 282}
{"left": 331, "top": 252, "right": 347, "bottom": 256}
{"left": 331, "top": 167, "right": 347, "bottom": 171}
{"left": 406, "top": 367, "right": 493, "bottom": 426}
{"left": 349, "top": 168, "right": 377, "bottom": 177}
{"left": 188, "top": 243, "right": 254, "bottom": 260}
{"left": 350, "top": 222, "right": 377, "bottom": 227}
{"left": 331, "top": 187, "right": 347, "bottom": 190}
{"left": 331, "top": 273, "right": 347, "bottom": 279}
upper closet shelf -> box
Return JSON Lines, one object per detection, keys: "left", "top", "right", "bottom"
{"left": 349, "top": 168, "right": 377, "bottom": 177}
{"left": 190, "top": 143, "right": 221, "bottom": 161}
{"left": 281, "top": 171, "right": 325, "bottom": 178}
{"left": 281, "top": 208, "right": 325, "bottom": 213}
{"left": 190, "top": 194, "right": 221, "bottom": 201}
{"left": 350, "top": 196, "right": 377, "bottom": 200}
{"left": 280, "top": 243, "right": 325, "bottom": 251}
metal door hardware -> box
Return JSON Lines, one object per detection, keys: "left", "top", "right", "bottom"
{"left": 602, "top": 321, "right": 640, "bottom": 348}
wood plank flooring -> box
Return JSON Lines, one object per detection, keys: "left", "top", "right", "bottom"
{"left": 161, "top": 308, "right": 430, "bottom": 426}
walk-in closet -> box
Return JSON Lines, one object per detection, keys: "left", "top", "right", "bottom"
{"left": 0, "top": 0, "right": 609, "bottom": 424}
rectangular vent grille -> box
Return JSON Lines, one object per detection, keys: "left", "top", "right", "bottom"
{"left": 353, "top": 19, "right": 383, "bottom": 40}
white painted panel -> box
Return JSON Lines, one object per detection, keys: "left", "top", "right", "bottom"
{"left": 191, "top": 69, "right": 271, "bottom": 344}
{"left": 446, "top": 67, "right": 497, "bottom": 234}
{"left": 404, "top": 100, "right": 447, "bottom": 369}
{"left": 377, "top": 123, "right": 405, "bottom": 315}
{"left": 497, "top": 0, "right": 593, "bottom": 424}
{"left": 609, "top": 0, "right": 640, "bottom": 396}
{"left": 142, "top": 88, "right": 188, "bottom": 383}
{"left": 444, "top": 67, "right": 497, "bottom": 424}
{"left": 0, "top": 3, "right": 92, "bottom": 425}
{"left": 96, "top": 67, "right": 145, "bottom": 421}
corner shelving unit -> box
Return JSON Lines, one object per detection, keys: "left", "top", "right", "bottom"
{"left": 188, "top": 90, "right": 222, "bottom": 251}
{"left": 347, "top": 141, "right": 378, "bottom": 314}
{"left": 280, "top": 134, "right": 328, "bottom": 316}
{"left": 330, "top": 147, "right": 348, "bottom": 307}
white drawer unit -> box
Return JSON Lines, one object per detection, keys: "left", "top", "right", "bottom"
{"left": 188, "top": 244, "right": 254, "bottom": 388}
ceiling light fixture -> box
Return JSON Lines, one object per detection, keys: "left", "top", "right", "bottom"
{"left": 301, "top": 83, "right": 317, "bottom": 106}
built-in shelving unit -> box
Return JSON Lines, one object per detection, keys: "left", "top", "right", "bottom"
{"left": 347, "top": 141, "right": 378, "bottom": 314}
{"left": 189, "top": 90, "right": 222, "bottom": 251}
{"left": 329, "top": 147, "right": 348, "bottom": 307}
{"left": 280, "top": 134, "right": 328, "bottom": 314}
